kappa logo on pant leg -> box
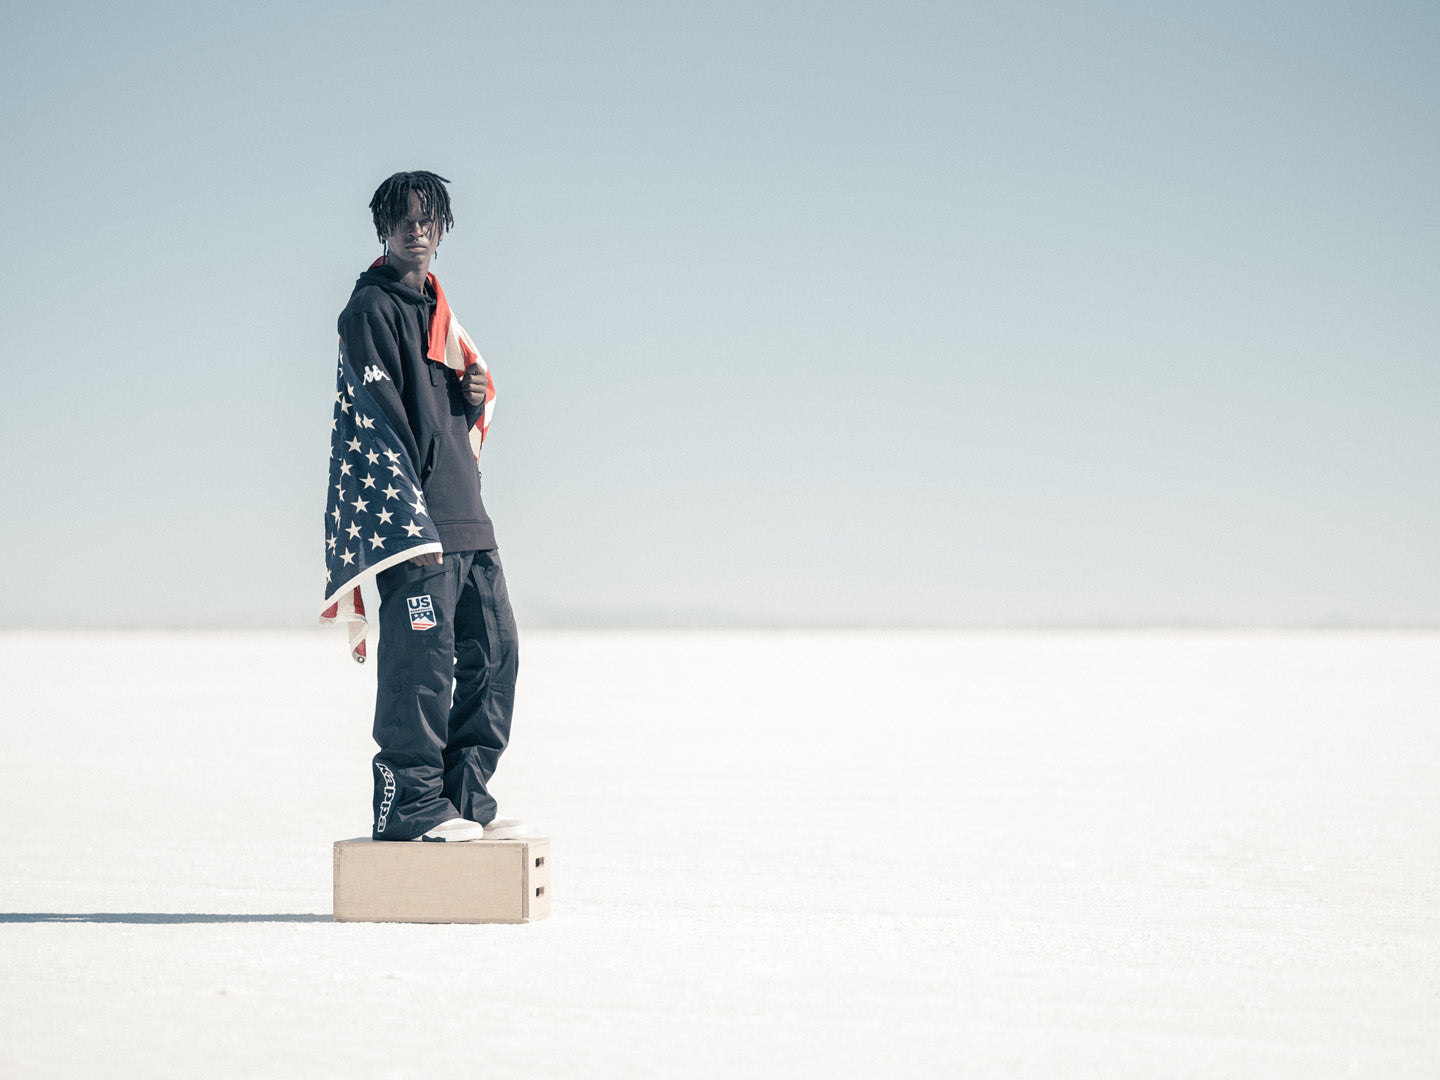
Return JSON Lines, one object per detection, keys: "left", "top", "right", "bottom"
{"left": 375, "top": 762, "right": 396, "bottom": 833}
{"left": 407, "top": 594, "right": 437, "bottom": 631}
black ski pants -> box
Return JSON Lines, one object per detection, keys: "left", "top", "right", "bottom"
{"left": 370, "top": 549, "right": 518, "bottom": 840}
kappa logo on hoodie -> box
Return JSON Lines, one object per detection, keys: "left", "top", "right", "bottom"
{"left": 408, "top": 594, "right": 437, "bottom": 631}
{"left": 363, "top": 365, "right": 390, "bottom": 384}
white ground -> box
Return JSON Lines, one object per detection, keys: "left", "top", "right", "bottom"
{"left": 0, "top": 628, "right": 1436, "bottom": 1078}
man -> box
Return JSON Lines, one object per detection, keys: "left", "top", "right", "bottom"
{"left": 332, "top": 171, "right": 522, "bottom": 843}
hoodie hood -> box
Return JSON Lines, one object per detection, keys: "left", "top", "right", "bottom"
{"left": 352, "top": 262, "right": 432, "bottom": 306}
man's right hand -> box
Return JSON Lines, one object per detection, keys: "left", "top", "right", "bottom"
{"left": 408, "top": 551, "right": 443, "bottom": 566}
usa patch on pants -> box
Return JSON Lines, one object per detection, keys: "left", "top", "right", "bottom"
{"left": 407, "top": 594, "right": 437, "bottom": 631}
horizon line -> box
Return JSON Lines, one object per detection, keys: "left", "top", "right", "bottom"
{"left": 3, "top": 620, "right": 1438, "bottom": 633}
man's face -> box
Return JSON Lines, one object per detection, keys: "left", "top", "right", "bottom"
{"left": 384, "top": 191, "right": 442, "bottom": 276}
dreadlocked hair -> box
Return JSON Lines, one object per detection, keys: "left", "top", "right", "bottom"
{"left": 369, "top": 171, "right": 455, "bottom": 242}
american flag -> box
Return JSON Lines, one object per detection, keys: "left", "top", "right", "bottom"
{"left": 319, "top": 267, "right": 494, "bottom": 662}
{"left": 318, "top": 343, "right": 442, "bottom": 661}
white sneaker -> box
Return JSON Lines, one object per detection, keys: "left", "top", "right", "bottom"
{"left": 484, "top": 816, "right": 528, "bottom": 839}
{"left": 412, "top": 817, "right": 486, "bottom": 842}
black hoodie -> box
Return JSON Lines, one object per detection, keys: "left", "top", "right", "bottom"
{"left": 337, "top": 264, "right": 496, "bottom": 552}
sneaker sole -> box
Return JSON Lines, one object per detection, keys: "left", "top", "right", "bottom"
{"left": 411, "top": 834, "right": 484, "bottom": 842}
{"left": 483, "top": 824, "right": 528, "bottom": 840}
{"left": 411, "top": 824, "right": 486, "bottom": 842}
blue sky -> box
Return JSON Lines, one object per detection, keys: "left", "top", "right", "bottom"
{"left": 1, "top": 1, "right": 1436, "bottom": 626}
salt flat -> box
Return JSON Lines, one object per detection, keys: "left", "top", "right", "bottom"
{"left": 0, "top": 628, "right": 1436, "bottom": 1078}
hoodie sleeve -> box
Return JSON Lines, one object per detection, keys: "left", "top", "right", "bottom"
{"left": 338, "top": 305, "right": 423, "bottom": 471}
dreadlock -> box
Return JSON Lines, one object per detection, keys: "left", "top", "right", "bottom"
{"left": 369, "top": 171, "right": 455, "bottom": 242}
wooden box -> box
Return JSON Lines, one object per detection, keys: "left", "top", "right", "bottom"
{"left": 333, "top": 837, "right": 550, "bottom": 924}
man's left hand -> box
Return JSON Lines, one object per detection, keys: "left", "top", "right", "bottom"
{"left": 460, "top": 364, "right": 488, "bottom": 406}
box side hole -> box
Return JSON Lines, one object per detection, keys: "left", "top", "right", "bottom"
{"left": 535, "top": 886, "right": 546, "bottom": 897}
{"left": 535, "top": 856, "right": 545, "bottom": 867}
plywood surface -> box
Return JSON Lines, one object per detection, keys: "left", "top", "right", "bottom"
{"left": 333, "top": 837, "right": 551, "bottom": 924}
